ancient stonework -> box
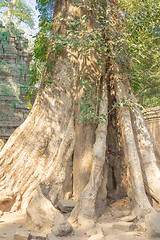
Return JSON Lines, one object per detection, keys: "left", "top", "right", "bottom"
{"left": 143, "top": 107, "right": 160, "bottom": 145}
{"left": 0, "top": 20, "right": 31, "bottom": 142}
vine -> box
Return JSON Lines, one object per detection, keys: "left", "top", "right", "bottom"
{"left": 50, "top": 0, "right": 110, "bottom": 124}
{"left": 29, "top": 0, "right": 160, "bottom": 122}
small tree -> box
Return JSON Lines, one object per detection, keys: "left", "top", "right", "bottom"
{"left": 0, "top": 0, "right": 34, "bottom": 27}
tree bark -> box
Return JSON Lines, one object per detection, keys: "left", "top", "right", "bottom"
{"left": 69, "top": 79, "right": 108, "bottom": 226}
{"left": 130, "top": 94, "right": 160, "bottom": 203}
{"left": 0, "top": 53, "right": 76, "bottom": 211}
{"left": 115, "top": 75, "right": 153, "bottom": 216}
{"left": 0, "top": 0, "right": 160, "bottom": 231}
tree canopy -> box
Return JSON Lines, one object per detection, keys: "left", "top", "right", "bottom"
{"left": 31, "top": 0, "right": 160, "bottom": 109}
{"left": 0, "top": 0, "right": 34, "bottom": 28}
{"left": 119, "top": 0, "right": 160, "bottom": 107}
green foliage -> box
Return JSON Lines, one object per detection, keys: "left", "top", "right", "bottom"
{"left": 119, "top": 0, "right": 160, "bottom": 107}
{"left": 25, "top": 57, "right": 43, "bottom": 103}
{"left": 31, "top": 0, "right": 159, "bottom": 124}
{"left": 12, "top": 0, "right": 34, "bottom": 27}
{"left": 77, "top": 78, "right": 107, "bottom": 125}
{"left": 0, "top": 0, "right": 34, "bottom": 28}
{"left": 24, "top": 0, "right": 55, "bottom": 105}
{"left": 27, "top": 23, "right": 52, "bottom": 103}
{"left": 50, "top": 1, "right": 110, "bottom": 124}
{"left": 34, "top": 29, "right": 50, "bottom": 62}
{"left": 36, "top": 0, "right": 54, "bottom": 23}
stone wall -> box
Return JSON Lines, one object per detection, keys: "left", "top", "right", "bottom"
{"left": 0, "top": 20, "right": 31, "bottom": 142}
{"left": 143, "top": 107, "right": 160, "bottom": 145}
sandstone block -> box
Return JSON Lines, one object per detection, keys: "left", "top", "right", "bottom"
{"left": 30, "top": 234, "right": 46, "bottom": 240}
{"left": 145, "top": 212, "right": 160, "bottom": 237}
{"left": 13, "top": 229, "right": 30, "bottom": 240}
{"left": 122, "top": 210, "right": 131, "bottom": 216}
{"left": 112, "top": 222, "right": 137, "bottom": 231}
{"left": 97, "top": 222, "right": 112, "bottom": 235}
{"left": 88, "top": 234, "right": 105, "bottom": 240}
{"left": 112, "top": 210, "right": 124, "bottom": 218}
{"left": 52, "top": 221, "right": 73, "bottom": 237}
{"left": 120, "top": 215, "right": 137, "bottom": 222}
{"left": 51, "top": 213, "right": 73, "bottom": 237}
{"left": 46, "top": 233, "right": 56, "bottom": 240}
{"left": 57, "top": 199, "right": 76, "bottom": 213}
{"left": 86, "top": 226, "right": 104, "bottom": 237}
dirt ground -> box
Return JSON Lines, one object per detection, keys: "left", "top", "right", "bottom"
{"left": 0, "top": 198, "right": 151, "bottom": 240}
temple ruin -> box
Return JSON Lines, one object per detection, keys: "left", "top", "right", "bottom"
{"left": 143, "top": 107, "right": 160, "bottom": 146}
{"left": 0, "top": 20, "right": 31, "bottom": 142}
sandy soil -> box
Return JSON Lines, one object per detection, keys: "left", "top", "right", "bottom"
{"left": 0, "top": 199, "right": 150, "bottom": 240}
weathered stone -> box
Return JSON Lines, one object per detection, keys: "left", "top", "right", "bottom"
{"left": 27, "top": 232, "right": 46, "bottom": 240}
{"left": 52, "top": 222, "right": 72, "bottom": 237}
{"left": 86, "top": 226, "right": 104, "bottom": 237}
{"left": 97, "top": 222, "right": 112, "bottom": 235}
{"left": 112, "top": 222, "right": 137, "bottom": 231}
{"left": 57, "top": 199, "right": 76, "bottom": 213}
{"left": 30, "top": 235, "right": 46, "bottom": 240}
{"left": 88, "top": 234, "right": 105, "bottom": 240}
{"left": 145, "top": 212, "right": 160, "bottom": 237}
{"left": 0, "top": 22, "right": 31, "bottom": 142}
{"left": 120, "top": 215, "right": 137, "bottom": 222}
{"left": 13, "top": 229, "right": 30, "bottom": 240}
{"left": 143, "top": 107, "right": 160, "bottom": 145}
{"left": 51, "top": 213, "right": 73, "bottom": 237}
{"left": 46, "top": 233, "right": 56, "bottom": 240}
{"left": 112, "top": 210, "right": 124, "bottom": 218}
{"left": 122, "top": 210, "right": 131, "bottom": 216}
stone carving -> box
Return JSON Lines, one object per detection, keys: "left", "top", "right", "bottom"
{"left": 143, "top": 107, "right": 160, "bottom": 145}
{"left": 0, "top": 21, "right": 31, "bottom": 142}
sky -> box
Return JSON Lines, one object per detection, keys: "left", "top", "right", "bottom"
{"left": 24, "top": 0, "right": 40, "bottom": 32}
{"left": 21, "top": 0, "right": 40, "bottom": 44}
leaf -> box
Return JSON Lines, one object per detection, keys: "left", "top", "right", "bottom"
{"left": 71, "top": 25, "right": 76, "bottom": 30}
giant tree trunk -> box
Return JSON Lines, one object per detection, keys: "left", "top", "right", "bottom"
{"left": 0, "top": 0, "right": 160, "bottom": 230}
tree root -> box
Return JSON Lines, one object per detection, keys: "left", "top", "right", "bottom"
{"left": 130, "top": 94, "right": 160, "bottom": 203}
{"left": 115, "top": 77, "right": 153, "bottom": 217}
{"left": 69, "top": 80, "right": 108, "bottom": 226}
{"left": 26, "top": 186, "right": 72, "bottom": 233}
